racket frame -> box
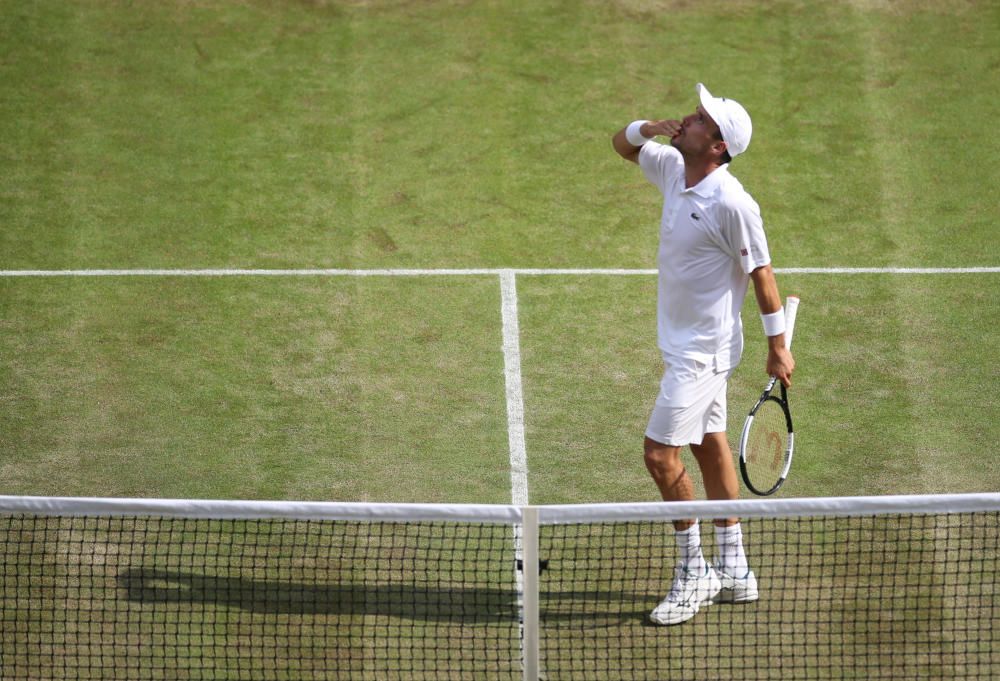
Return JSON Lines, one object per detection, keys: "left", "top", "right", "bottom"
{"left": 738, "top": 379, "right": 794, "bottom": 496}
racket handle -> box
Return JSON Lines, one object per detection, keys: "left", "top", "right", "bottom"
{"left": 784, "top": 296, "right": 800, "bottom": 350}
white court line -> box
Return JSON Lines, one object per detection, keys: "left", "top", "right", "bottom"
{"left": 499, "top": 270, "right": 529, "bottom": 507}
{"left": 0, "top": 268, "right": 502, "bottom": 277}
{"left": 777, "top": 267, "right": 1000, "bottom": 275}
{"left": 1, "top": 266, "right": 998, "bottom": 277}
{"left": 499, "top": 270, "right": 533, "bottom": 678}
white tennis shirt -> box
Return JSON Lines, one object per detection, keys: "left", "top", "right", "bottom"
{"left": 639, "top": 142, "right": 771, "bottom": 373}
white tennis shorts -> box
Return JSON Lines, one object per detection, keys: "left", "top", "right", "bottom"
{"left": 645, "top": 356, "right": 732, "bottom": 447}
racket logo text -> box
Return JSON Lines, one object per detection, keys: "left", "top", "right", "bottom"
{"left": 768, "top": 430, "right": 783, "bottom": 469}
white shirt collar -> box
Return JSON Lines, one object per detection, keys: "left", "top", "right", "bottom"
{"left": 682, "top": 164, "right": 730, "bottom": 198}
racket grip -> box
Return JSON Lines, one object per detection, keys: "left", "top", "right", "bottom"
{"left": 784, "top": 296, "right": 800, "bottom": 350}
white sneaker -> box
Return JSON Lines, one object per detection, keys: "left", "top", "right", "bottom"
{"left": 649, "top": 564, "right": 722, "bottom": 626}
{"left": 713, "top": 565, "right": 759, "bottom": 603}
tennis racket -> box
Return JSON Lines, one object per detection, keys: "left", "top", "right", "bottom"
{"left": 738, "top": 296, "right": 799, "bottom": 496}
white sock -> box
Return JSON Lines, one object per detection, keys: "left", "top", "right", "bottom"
{"left": 675, "top": 521, "right": 708, "bottom": 574}
{"left": 715, "top": 523, "right": 750, "bottom": 577}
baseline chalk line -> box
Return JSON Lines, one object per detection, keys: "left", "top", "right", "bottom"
{"left": 1, "top": 267, "right": 997, "bottom": 277}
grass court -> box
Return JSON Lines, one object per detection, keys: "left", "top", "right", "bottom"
{"left": 1, "top": 4, "right": 999, "bottom": 676}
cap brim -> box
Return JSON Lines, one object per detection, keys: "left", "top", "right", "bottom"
{"left": 695, "top": 82, "right": 751, "bottom": 157}
{"left": 696, "top": 83, "right": 722, "bottom": 129}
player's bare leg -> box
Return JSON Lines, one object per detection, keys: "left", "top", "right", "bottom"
{"left": 645, "top": 436, "right": 722, "bottom": 624}
{"left": 690, "top": 431, "right": 758, "bottom": 603}
{"left": 689, "top": 432, "right": 740, "bottom": 526}
{"left": 643, "top": 436, "right": 695, "bottom": 530}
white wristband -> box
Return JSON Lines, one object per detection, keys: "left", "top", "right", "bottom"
{"left": 761, "top": 308, "right": 786, "bottom": 337}
{"left": 625, "top": 120, "right": 652, "bottom": 147}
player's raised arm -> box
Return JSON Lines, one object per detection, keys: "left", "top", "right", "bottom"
{"left": 612, "top": 119, "right": 683, "bottom": 164}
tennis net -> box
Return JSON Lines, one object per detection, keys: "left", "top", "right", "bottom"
{"left": 0, "top": 494, "right": 997, "bottom": 680}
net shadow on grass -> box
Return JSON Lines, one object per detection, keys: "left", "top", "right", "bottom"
{"left": 118, "top": 568, "right": 519, "bottom": 622}
{"left": 118, "top": 567, "right": 658, "bottom": 624}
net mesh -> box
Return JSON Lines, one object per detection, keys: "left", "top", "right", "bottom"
{"left": 1, "top": 497, "right": 998, "bottom": 680}
{"left": 539, "top": 512, "right": 999, "bottom": 680}
{"left": 0, "top": 515, "right": 520, "bottom": 680}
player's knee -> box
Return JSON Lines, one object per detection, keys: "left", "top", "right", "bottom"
{"left": 643, "top": 437, "right": 682, "bottom": 475}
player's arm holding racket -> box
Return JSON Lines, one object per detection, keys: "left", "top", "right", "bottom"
{"left": 750, "top": 264, "right": 795, "bottom": 386}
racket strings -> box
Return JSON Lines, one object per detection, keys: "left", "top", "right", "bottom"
{"left": 744, "top": 399, "right": 790, "bottom": 486}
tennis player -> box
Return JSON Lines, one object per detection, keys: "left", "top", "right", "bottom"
{"left": 612, "top": 84, "right": 794, "bottom": 626}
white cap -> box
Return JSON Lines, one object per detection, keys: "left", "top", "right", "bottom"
{"left": 696, "top": 83, "right": 752, "bottom": 158}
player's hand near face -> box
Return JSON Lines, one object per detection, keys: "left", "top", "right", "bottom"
{"left": 613, "top": 119, "right": 683, "bottom": 163}
{"left": 641, "top": 119, "right": 683, "bottom": 139}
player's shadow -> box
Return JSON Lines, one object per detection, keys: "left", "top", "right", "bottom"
{"left": 118, "top": 568, "right": 656, "bottom": 624}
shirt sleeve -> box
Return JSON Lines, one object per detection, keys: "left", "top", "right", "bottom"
{"left": 638, "top": 142, "right": 684, "bottom": 195}
{"left": 714, "top": 193, "right": 771, "bottom": 274}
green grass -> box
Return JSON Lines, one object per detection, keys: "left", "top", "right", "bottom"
{"left": 1, "top": 2, "right": 999, "bottom": 676}
{"left": 1, "top": 0, "right": 998, "bottom": 500}
{"left": 0, "top": 275, "right": 512, "bottom": 502}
